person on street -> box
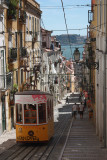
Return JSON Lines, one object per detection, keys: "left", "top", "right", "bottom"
{"left": 79, "top": 102, "right": 84, "bottom": 119}
{"left": 72, "top": 103, "right": 78, "bottom": 119}
{"left": 66, "top": 96, "right": 69, "bottom": 104}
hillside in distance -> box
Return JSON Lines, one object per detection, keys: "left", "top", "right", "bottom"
{"left": 56, "top": 34, "right": 86, "bottom": 45}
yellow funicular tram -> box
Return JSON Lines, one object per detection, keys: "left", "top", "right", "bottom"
{"left": 15, "top": 90, "right": 54, "bottom": 143}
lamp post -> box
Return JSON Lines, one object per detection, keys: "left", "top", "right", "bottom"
{"left": 73, "top": 48, "right": 99, "bottom": 70}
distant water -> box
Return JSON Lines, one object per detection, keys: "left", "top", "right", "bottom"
{"left": 61, "top": 44, "right": 84, "bottom": 60}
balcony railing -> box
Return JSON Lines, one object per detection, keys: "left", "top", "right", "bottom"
{"left": 8, "top": 48, "right": 17, "bottom": 63}
{"left": 88, "top": 10, "right": 93, "bottom": 23}
{"left": 20, "top": 47, "right": 27, "bottom": 58}
{"left": 0, "top": 72, "right": 13, "bottom": 90}
{"left": 19, "top": 10, "right": 26, "bottom": 24}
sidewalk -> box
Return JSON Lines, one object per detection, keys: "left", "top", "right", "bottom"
{"left": 0, "top": 129, "right": 16, "bottom": 145}
{"left": 61, "top": 111, "right": 107, "bottom": 160}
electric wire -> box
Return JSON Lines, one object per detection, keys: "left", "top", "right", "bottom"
{"left": 60, "top": 0, "right": 72, "bottom": 59}
{"left": 40, "top": 4, "right": 106, "bottom": 8}
{"left": 0, "top": 19, "right": 107, "bottom": 33}
{"left": 41, "top": 18, "right": 45, "bottom": 29}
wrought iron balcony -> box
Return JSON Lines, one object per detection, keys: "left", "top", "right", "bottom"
{"left": 88, "top": 10, "right": 93, "bottom": 23}
{"left": 19, "top": 10, "right": 26, "bottom": 24}
{"left": 20, "top": 47, "right": 27, "bottom": 58}
{"left": 8, "top": 48, "right": 17, "bottom": 63}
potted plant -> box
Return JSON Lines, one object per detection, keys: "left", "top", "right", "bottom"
{"left": 10, "top": 83, "right": 18, "bottom": 105}
{"left": 7, "top": 0, "right": 19, "bottom": 20}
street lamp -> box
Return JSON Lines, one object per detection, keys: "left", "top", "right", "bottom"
{"left": 73, "top": 48, "right": 80, "bottom": 62}
{"left": 74, "top": 48, "right": 99, "bottom": 70}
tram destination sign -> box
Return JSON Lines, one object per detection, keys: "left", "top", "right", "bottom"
{"left": 15, "top": 95, "right": 48, "bottom": 104}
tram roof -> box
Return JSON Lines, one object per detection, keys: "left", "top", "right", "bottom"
{"left": 15, "top": 90, "right": 53, "bottom": 96}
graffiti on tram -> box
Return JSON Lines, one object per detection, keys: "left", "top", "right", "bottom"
{"left": 17, "top": 136, "right": 39, "bottom": 141}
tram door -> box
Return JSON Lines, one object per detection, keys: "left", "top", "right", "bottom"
{"left": 2, "top": 96, "right": 6, "bottom": 132}
{"left": 11, "top": 107, "right": 14, "bottom": 129}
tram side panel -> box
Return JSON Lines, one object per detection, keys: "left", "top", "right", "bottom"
{"left": 16, "top": 125, "right": 49, "bottom": 142}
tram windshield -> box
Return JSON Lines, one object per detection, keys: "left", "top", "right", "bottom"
{"left": 16, "top": 104, "right": 23, "bottom": 123}
{"left": 24, "top": 104, "right": 37, "bottom": 124}
{"left": 38, "top": 103, "right": 46, "bottom": 123}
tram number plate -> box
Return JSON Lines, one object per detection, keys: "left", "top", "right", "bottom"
{"left": 17, "top": 136, "right": 39, "bottom": 141}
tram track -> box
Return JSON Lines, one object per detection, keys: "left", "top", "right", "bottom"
{"left": 0, "top": 112, "right": 72, "bottom": 160}
{"left": 32, "top": 114, "right": 72, "bottom": 160}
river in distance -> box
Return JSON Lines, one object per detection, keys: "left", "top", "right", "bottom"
{"left": 61, "top": 44, "right": 84, "bottom": 60}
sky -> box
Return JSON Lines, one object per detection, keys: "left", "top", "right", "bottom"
{"left": 37, "top": 0, "right": 91, "bottom": 36}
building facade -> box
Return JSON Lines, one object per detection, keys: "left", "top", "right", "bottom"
{"left": 0, "top": 0, "right": 42, "bottom": 135}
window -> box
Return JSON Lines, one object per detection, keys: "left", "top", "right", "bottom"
{"left": 8, "top": 35, "right": 12, "bottom": 48}
{"left": 35, "top": 18, "right": 36, "bottom": 32}
{"left": 47, "top": 100, "right": 50, "bottom": 119}
{"left": 20, "top": 32, "right": 23, "bottom": 48}
{"left": 26, "top": 15, "right": 28, "bottom": 33}
{"left": 16, "top": 70, "right": 18, "bottom": 85}
{"left": 51, "top": 100, "right": 53, "bottom": 116}
{"left": 50, "top": 100, "right": 52, "bottom": 117}
{"left": 24, "top": 104, "right": 37, "bottom": 124}
{"left": 0, "top": 17, "right": 3, "bottom": 32}
{"left": 29, "top": 16, "right": 31, "bottom": 31}
{"left": 32, "top": 17, "right": 34, "bottom": 35}
{"left": 37, "top": 19, "right": 40, "bottom": 32}
{"left": 38, "top": 103, "right": 46, "bottom": 123}
{"left": 15, "top": 32, "right": 17, "bottom": 48}
{"left": 16, "top": 104, "right": 23, "bottom": 123}
{"left": 21, "top": 69, "right": 23, "bottom": 83}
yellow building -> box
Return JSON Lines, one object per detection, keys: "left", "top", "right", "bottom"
{"left": 87, "top": 0, "right": 97, "bottom": 125}
{"left": 0, "top": 0, "right": 41, "bottom": 134}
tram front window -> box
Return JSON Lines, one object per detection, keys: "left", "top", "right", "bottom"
{"left": 38, "top": 103, "right": 46, "bottom": 123}
{"left": 16, "top": 104, "right": 23, "bottom": 123}
{"left": 24, "top": 104, "right": 37, "bottom": 124}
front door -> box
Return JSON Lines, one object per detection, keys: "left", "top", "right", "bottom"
{"left": 2, "top": 96, "right": 6, "bottom": 132}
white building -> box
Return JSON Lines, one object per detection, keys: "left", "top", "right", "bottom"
{"left": 0, "top": 2, "right": 8, "bottom": 135}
